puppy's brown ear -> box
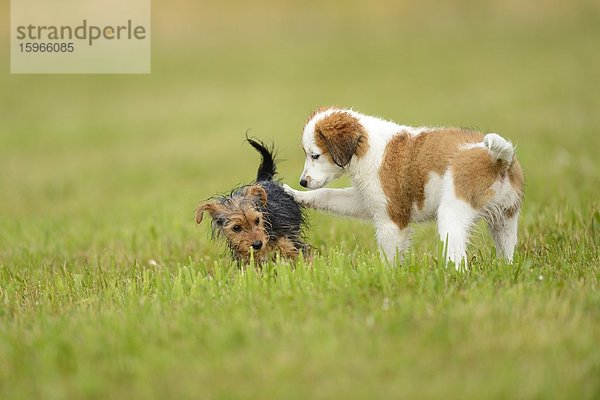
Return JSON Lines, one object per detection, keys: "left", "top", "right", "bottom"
{"left": 315, "top": 111, "right": 367, "bottom": 167}
{"left": 247, "top": 185, "right": 267, "bottom": 206}
{"left": 195, "top": 202, "right": 219, "bottom": 224}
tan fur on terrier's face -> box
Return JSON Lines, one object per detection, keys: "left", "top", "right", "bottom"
{"left": 196, "top": 185, "right": 270, "bottom": 262}
{"left": 220, "top": 201, "right": 269, "bottom": 261}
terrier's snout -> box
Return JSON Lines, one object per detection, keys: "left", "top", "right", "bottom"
{"left": 299, "top": 179, "right": 308, "bottom": 188}
{"left": 251, "top": 240, "right": 263, "bottom": 250}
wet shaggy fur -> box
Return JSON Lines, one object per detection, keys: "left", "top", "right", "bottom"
{"left": 196, "top": 138, "right": 309, "bottom": 264}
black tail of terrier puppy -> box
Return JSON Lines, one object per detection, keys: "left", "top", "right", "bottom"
{"left": 195, "top": 138, "right": 309, "bottom": 264}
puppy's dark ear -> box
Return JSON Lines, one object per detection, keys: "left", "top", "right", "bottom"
{"left": 315, "top": 111, "right": 367, "bottom": 167}
{"left": 195, "top": 202, "right": 220, "bottom": 224}
{"left": 247, "top": 185, "right": 267, "bottom": 206}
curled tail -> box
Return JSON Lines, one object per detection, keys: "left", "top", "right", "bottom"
{"left": 247, "top": 137, "right": 277, "bottom": 181}
{"left": 484, "top": 133, "right": 515, "bottom": 168}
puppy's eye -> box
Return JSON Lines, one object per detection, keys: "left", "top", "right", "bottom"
{"left": 311, "top": 154, "right": 320, "bottom": 160}
{"left": 232, "top": 225, "right": 241, "bottom": 232}
{"left": 255, "top": 217, "right": 260, "bottom": 225}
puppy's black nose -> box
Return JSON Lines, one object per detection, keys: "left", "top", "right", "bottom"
{"left": 300, "top": 179, "right": 308, "bottom": 188}
{"left": 251, "top": 240, "right": 263, "bottom": 250}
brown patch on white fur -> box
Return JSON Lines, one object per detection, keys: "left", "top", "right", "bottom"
{"left": 452, "top": 149, "right": 523, "bottom": 213}
{"left": 379, "top": 129, "right": 483, "bottom": 228}
{"left": 451, "top": 148, "right": 505, "bottom": 209}
{"left": 313, "top": 111, "right": 369, "bottom": 167}
{"left": 306, "top": 106, "right": 335, "bottom": 124}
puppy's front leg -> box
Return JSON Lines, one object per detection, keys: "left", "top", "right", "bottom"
{"left": 284, "top": 185, "right": 370, "bottom": 220}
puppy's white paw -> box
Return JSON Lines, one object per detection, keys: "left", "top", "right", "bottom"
{"left": 282, "top": 184, "right": 298, "bottom": 198}
{"left": 282, "top": 184, "right": 311, "bottom": 206}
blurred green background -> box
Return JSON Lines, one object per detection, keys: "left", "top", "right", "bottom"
{"left": 1, "top": 1, "right": 599, "bottom": 398}
{"left": 1, "top": 1, "right": 598, "bottom": 254}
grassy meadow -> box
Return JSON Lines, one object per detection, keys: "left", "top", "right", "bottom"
{"left": 1, "top": 1, "right": 599, "bottom": 398}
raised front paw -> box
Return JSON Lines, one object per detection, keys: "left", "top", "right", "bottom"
{"left": 282, "top": 183, "right": 298, "bottom": 197}
{"left": 282, "top": 184, "right": 308, "bottom": 205}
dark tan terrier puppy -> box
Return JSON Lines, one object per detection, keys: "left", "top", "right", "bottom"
{"left": 196, "top": 139, "right": 309, "bottom": 264}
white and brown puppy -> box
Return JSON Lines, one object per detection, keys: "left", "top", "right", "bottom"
{"left": 285, "top": 107, "right": 524, "bottom": 268}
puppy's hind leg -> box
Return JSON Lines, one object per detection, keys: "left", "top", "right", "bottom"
{"left": 437, "top": 176, "right": 479, "bottom": 269}
{"left": 375, "top": 219, "right": 411, "bottom": 265}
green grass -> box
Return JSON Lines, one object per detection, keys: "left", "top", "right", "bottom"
{"left": 1, "top": 1, "right": 599, "bottom": 398}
